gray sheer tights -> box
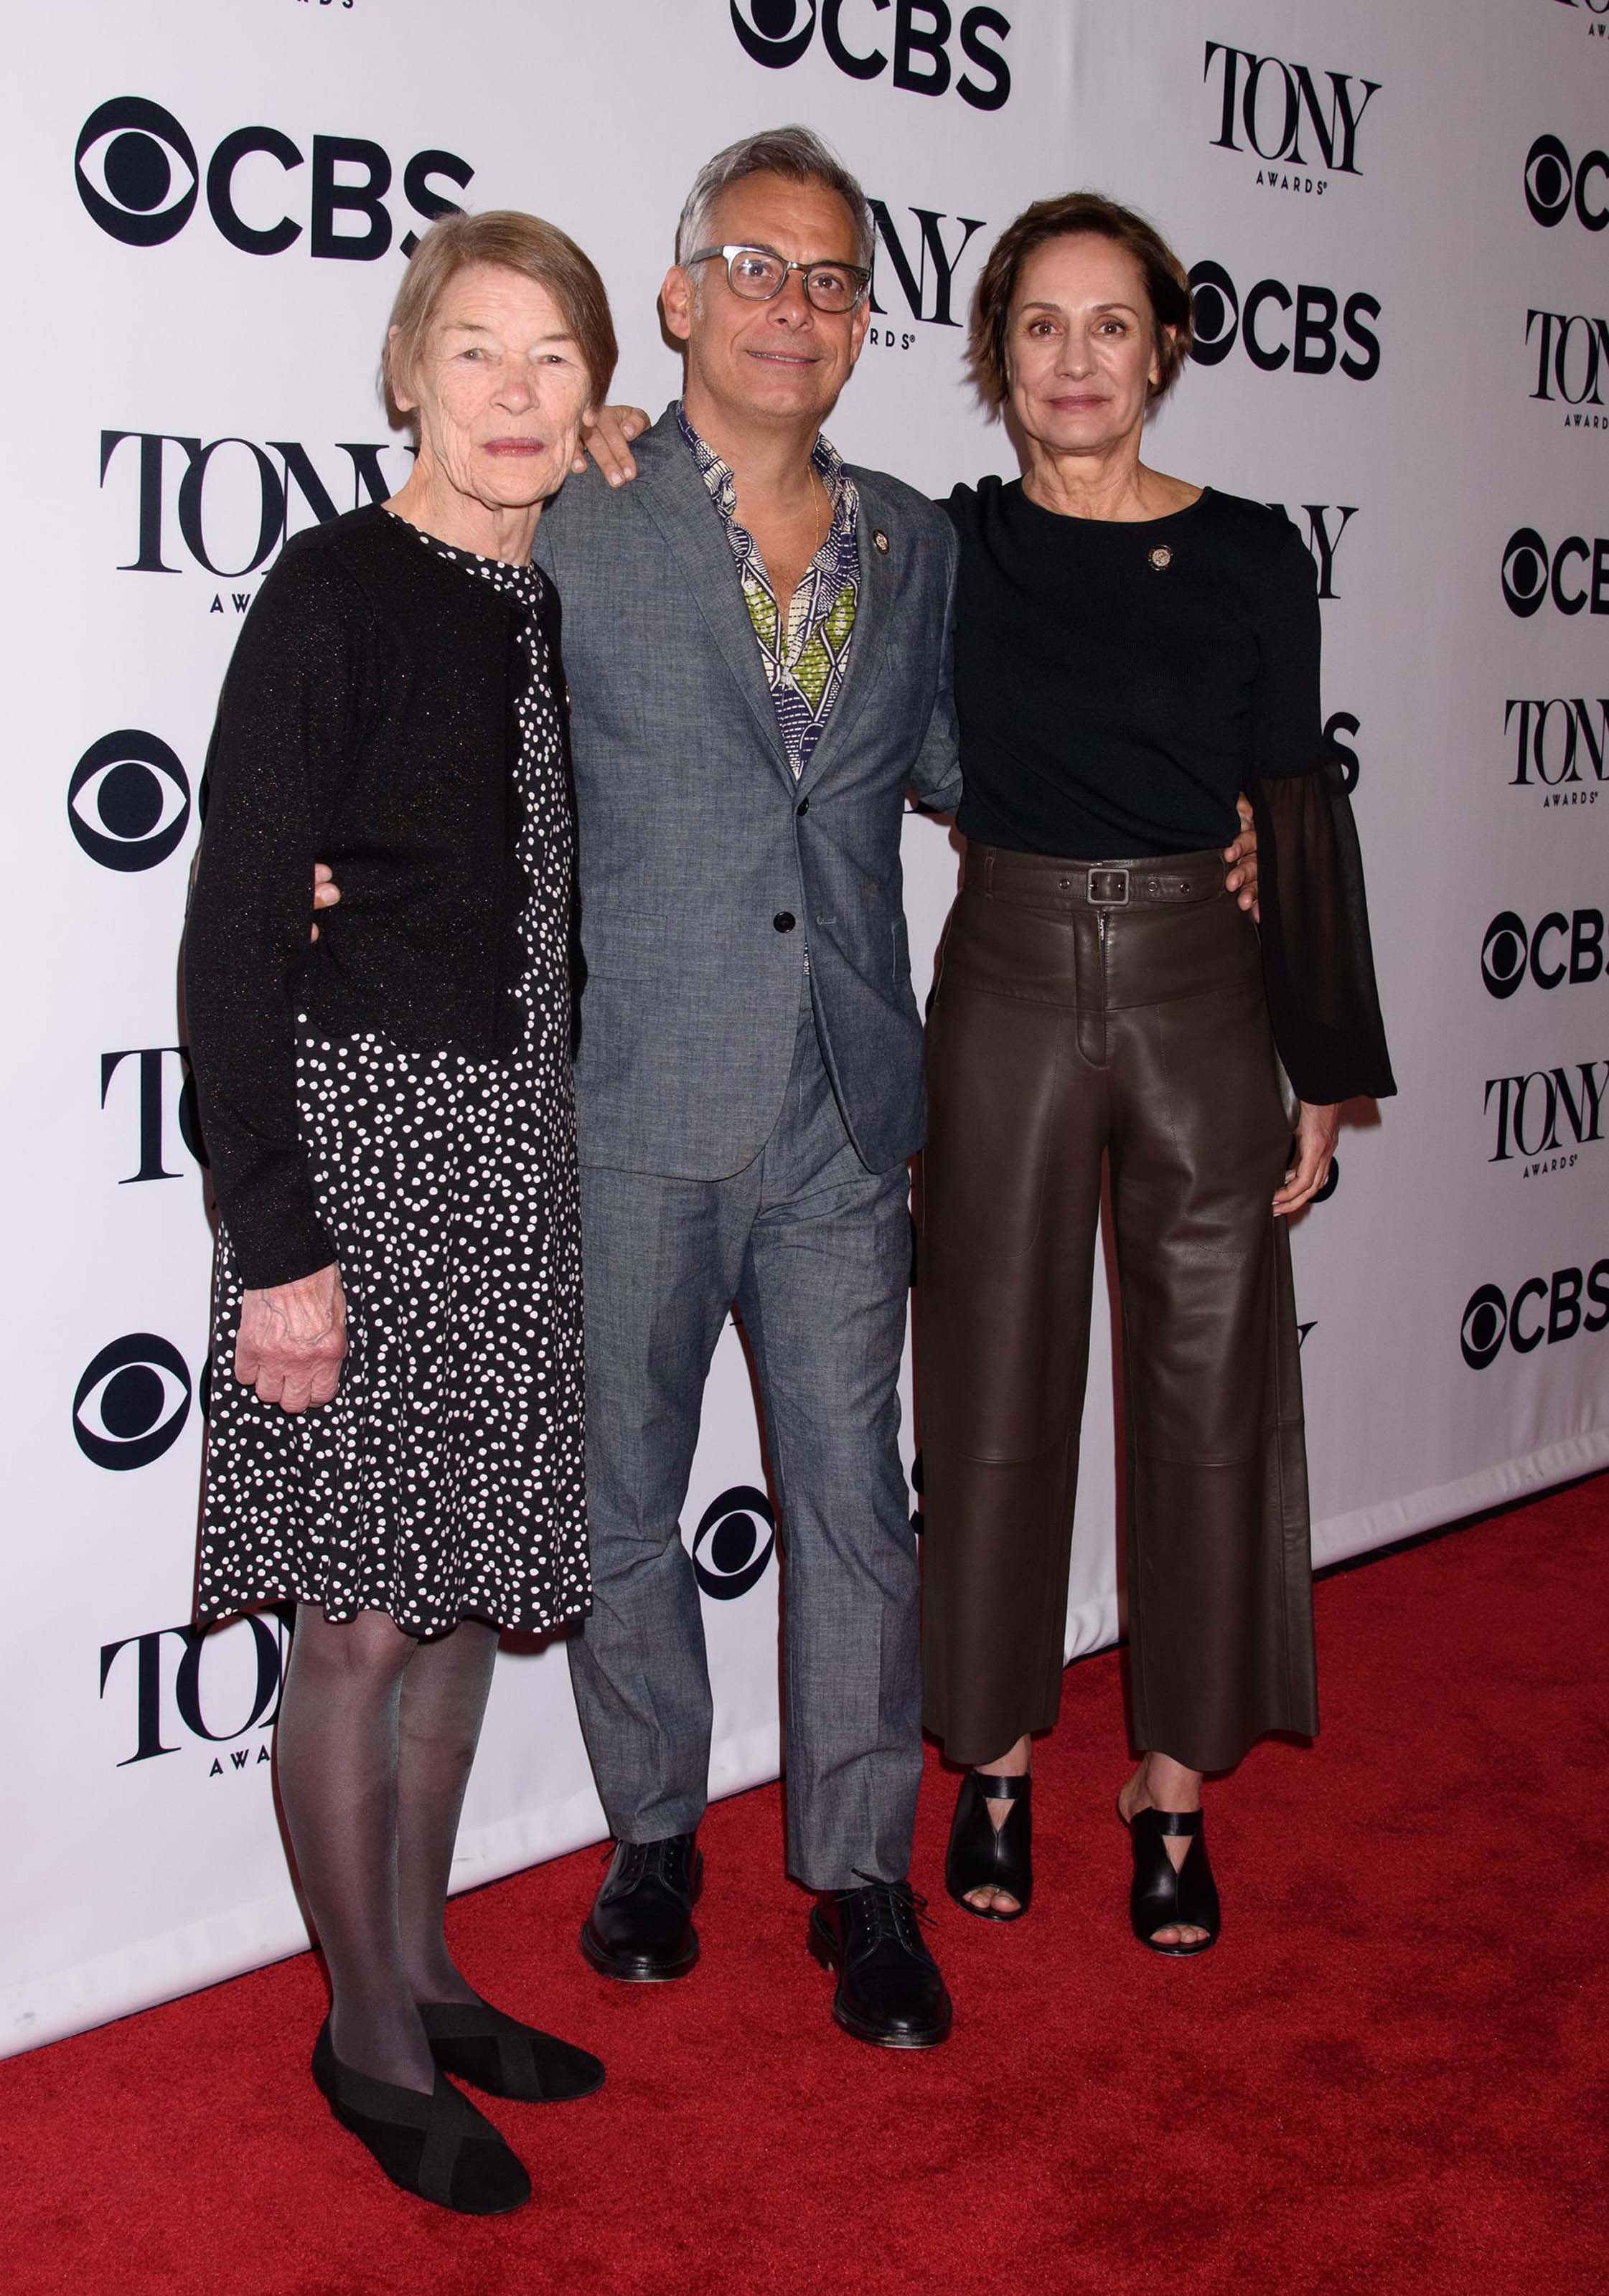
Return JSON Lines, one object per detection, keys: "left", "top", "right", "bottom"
{"left": 274, "top": 1605, "right": 499, "bottom": 2093}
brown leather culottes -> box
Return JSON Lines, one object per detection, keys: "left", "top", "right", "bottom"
{"left": 917, "top": 844, "right": 1318, "bottom": 1774}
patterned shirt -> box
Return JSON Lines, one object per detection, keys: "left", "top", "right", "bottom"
{"left": 678, "top": 405, "right": 860, "bottom": 778}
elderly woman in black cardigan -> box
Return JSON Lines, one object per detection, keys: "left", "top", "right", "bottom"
{"left": 186, "top": 210, "right": 613, "bottom": 2213}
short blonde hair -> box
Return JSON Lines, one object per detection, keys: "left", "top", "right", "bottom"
{"left": 383, "top": 209, "right": 617, "bottom": 425}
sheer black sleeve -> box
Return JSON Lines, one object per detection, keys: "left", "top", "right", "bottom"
{"left": 1242, "top": 519, "right": 1396, "bottom": 1106}
{"left": 1249, "top": 761, "right": 1396, "bottom": 1105}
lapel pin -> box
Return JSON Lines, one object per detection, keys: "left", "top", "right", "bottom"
{"left": 1148, "top": 545, "right": 1173, "bottom": 571}
{"left": 873, "top": 529, "right": 890, "bottom": 555}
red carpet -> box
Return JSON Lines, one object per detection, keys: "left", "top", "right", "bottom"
{"left": 4, "top": 1477, "right": 1607, "bottom": 2296}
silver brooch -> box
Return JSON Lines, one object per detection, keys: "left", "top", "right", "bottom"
{"left": 873, "top": 529, "right": 890, "bottom": 555}
{"left": 1149, "top": 545, "right": 1173, "bottom": 571}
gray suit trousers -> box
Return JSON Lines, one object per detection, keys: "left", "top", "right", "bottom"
{"left": 568, "top": 985, "right": 921, "bottom": 1891}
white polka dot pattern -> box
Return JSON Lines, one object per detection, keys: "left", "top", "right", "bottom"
{"left": 194, "top": 524, "right": 588, "bottom": 1636}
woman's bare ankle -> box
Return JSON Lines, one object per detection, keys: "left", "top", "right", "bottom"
{"left": 1143, "top": 1751, "right": 1203, "bottom": 1812}
{"left": 974, "top": 1733, "right": 1031, "bottom": 1779}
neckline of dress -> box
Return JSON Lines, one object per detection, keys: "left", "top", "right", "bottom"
{"left": 1009, "top": 478, "right": 1214, "bottom": 535}
{"left": 383, "top": 507, "right": 538, "bottom": 574}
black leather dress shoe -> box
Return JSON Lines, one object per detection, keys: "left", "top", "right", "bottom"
{"left": 580, "top": 1833, "right": 702, "bottom": 1981}
{"left": 808, "top": 1880, "right": 953, "bottom": 2048}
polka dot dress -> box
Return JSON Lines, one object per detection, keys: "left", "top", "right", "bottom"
{"left": 195, "top": 522, "right": 588, "bottom": 1637}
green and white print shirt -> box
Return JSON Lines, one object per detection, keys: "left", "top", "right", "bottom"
{"left": 679, "top": 404, "right": 860, "bottom": 778}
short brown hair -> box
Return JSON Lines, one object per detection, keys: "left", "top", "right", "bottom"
{"left": 382, "top": 209, "right": 617, "bottom": 425}
{"left": 970, "top": 192, "right": 1193, "bottom": 413}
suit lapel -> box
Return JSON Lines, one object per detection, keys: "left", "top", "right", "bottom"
{"left": 634, "top": 409, "right": 795, "bottom": 792}
{"left": 794, "top": 471, "right": 896, "bottom": 798}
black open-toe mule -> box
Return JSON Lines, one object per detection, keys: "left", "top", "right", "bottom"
{"left": 418, "top": 1998, "right": 604, "bottom": 2103}
{"left": 945, "top": 1769, "right": 1032, "bottom": 1921}
{"left": 1125, "top": 1807, "right": 1220, "bottom": 1957}
{"left": 311, "top": 2020, "right": 532, "bottom": 2214}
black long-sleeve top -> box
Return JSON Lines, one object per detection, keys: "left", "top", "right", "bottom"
{"left": 184, "top": 505, "right": 549, "bottom": 1290}
{"left": 945, "top": 477, "right": 1394, "bottom": 1105}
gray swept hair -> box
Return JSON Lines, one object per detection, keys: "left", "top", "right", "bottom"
{"left": 674, "top": 126, "right": 875, "bottom": 272}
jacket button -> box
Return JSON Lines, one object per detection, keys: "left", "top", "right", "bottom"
{"left": 773, "top": 911, "right": 796, "bottom": 933}
{"left": 797, "top": 798, "right": 810, "bottom": 817}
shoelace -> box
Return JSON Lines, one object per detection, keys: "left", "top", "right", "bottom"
{"left": 843, "top": 1873, "right": 935, "bottom": 1954}
{"left": 603, "top": 1838, "right": 690, "bottom": 1892}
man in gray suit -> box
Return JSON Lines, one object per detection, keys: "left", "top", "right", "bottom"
{"left": 534, "top": 128, "right": 958, "bottom": 2048}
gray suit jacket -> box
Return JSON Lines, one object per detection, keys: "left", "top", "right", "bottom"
{"left": 535, "top": 405, "right": 962, "bottom": 1181}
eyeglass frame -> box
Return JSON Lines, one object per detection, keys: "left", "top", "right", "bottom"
{"left": 683, "top": 243, "right": 873, "bottom": 314}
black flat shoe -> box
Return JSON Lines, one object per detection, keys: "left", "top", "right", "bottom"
{"left": 580, "top": 1832, "right": 702, "bottom": 1981}
{"left": 418, "top": 1999, "right": 605, "bottom": 2103}
{"left": 1125, "top": 1807, "right": 1221, "bottom": 1957}
{"left": 945, "top": 1769, "right": 1032, "bottom": 1921}
{"left": 808, "top": 1879, "right": 953, "bottom": 2049}
{"left": 310, "top": 2020, "right": 531, "bottom": 2214}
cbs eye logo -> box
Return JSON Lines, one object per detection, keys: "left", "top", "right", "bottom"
{"left": 73, "top": 1334, "right": 193, "bottom": 1469}
{"left": 690, "top": 1485, "right": 777, "bottom": 1601}
{"left": 733, "top": 0, "right": 817, "bottom": 65}
{"left": 1502, "top": 527, "right": 1549, "bottom": 616}
{"left": 69, "top": 731, "right": 191, "bottom": 872}
{"left": 1188, "top": 263, "right": 1237, "bottom": 361}
{"left": 75, "top": 98, "right": 198, "bottom": 247}
{"left": 1481, "top": 913, "right": 1529, "bottom": 999}
{"left": 1524, "top": 133, "right": 1608, "bottom": 230}
{"left": 1459, "top": 1284, "right": 1509, "bottom": 1370}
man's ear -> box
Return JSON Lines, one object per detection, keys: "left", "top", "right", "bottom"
{"left": 660, "top": 265, "right": 693, "bottom": 346}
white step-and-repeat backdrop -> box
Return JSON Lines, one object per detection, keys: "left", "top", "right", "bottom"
{"left": 4, "top": 0, "right": 1607, "bottom": 2056}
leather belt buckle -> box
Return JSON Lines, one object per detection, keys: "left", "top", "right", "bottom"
{"left": 1087, "top": 867, "right": 1130, "bottom": 906}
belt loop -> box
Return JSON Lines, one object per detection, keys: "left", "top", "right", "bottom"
{"left": 983, "top": 847, "right": 995, "bottom": 899}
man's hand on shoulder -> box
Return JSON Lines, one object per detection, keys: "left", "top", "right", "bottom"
{"left": 309, "top": 862, "right": 339, "bottom": 941}
{"left": 1224, "top": 795, "right": 1259, "bottom": 918}
{"left": 572, "top": 405, "right": 652, "bottom": 488}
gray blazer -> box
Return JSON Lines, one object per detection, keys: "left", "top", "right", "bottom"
{"left": 535, "top": 405, "right": 962, "bottom": 1182}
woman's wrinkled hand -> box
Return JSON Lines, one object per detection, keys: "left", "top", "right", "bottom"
{"left": 1223, "top": 793, "right": 1259, "bottom": 919}
{"left": 571, "top": 404, "right": 652, "bottom": 486}
{"left": 235, "top": 1264, "right": 347, "bottom": 1411}
{"left": 1274, "top": 1101, "right": 1339, "bottom": 1217}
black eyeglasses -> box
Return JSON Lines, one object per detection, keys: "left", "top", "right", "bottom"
{"left": 685, "top": 243, "right": 871, "bottom": 315}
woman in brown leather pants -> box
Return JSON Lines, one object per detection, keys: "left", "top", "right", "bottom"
{"left": 919, "top": 194, "right": 1394, "bottom": 1952}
